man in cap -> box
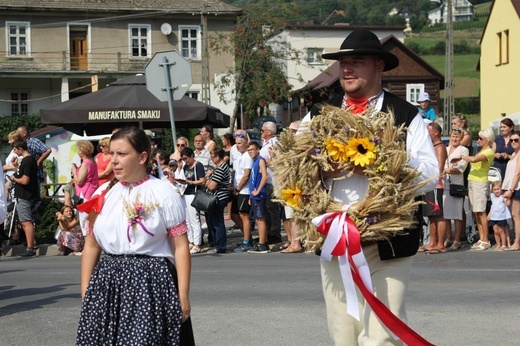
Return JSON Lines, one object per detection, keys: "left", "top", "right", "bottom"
{"left": 304, "top": 29, "right": 438, "bottom": 344}
{"left": 417, "top": 92, "right": 436, "bottom": 121}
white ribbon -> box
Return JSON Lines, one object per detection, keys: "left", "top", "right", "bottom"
{"left": 313, "top": 212, "right": 373, "bottom": 321}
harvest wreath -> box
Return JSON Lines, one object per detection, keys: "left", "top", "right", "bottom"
{"left": 272, "top": 105, "right": 429, "bottom": 252}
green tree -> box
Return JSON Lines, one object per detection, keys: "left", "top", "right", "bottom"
{"left": 209, "top": 3, "right": 299, "bottom": 130}
{"left": 0, "top": 114, "right": 44, "bottom": 141}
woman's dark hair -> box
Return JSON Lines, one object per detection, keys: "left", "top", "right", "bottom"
{"left": 501, "top": 118, "right": 515, "bottom": 129}
{"left": 212, "top": 147, "right": 225, "bottom": 160}
{"left": 111, "top": 127, "right": 151, "bottom": 163}
{"left": 180, "top": 147, "right": 195, "bottom": 158}
{"left": 202, "top": 124, "right": 214, "bottom": 140}
{"left": 155, "top": 149, "right": 170, "bottom": 164}
{"left": 222, "top": 132, "right": 235, "bottom": 146}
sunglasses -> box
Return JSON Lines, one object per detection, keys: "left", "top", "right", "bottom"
{"left": 478, "top": 137, "right": 486, "bottom": 141}
{"left": 235, "top": 134, "right": 246, "bottom": 139}
{"left": 99, "top": 145, "right": 105, "bottom": 148}
{"left": 177, "top": 144, "right": 186, "bottom": 147}
{"left": 452, "top": 128, "right": 462, "bottom": 133}
{"left": 455, "top": 113, "right": 466, "bottom": 120}
{"left": 511, "top": 138, "right": 520, "bottom": 143}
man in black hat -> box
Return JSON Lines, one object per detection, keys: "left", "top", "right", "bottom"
{"left": 304, "top": 29, "right": 438, "bottom": 344}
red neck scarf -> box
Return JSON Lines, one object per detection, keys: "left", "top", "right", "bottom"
{"left": 345, "top": 97, "right": 369, "bottom": 114}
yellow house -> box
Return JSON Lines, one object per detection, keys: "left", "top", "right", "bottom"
{"left": 480, "top": 0, "right": 520, "bottom": 129}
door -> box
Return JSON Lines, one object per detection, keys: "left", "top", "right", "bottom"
{"left": 70, "top": 33, "right": 87, "bottom": 70}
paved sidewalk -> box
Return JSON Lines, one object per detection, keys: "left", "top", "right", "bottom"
{"left": 1, "top": 219, "right": 290, "bottom": 257}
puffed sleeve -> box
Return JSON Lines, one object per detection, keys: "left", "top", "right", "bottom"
{"left": 160, "top": 182, "right": 188, "bottom": 238}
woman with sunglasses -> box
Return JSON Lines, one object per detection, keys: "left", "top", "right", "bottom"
{"left": 492, "top": 117, "right": 515, "bottom": 179}
{"left": 500, "top": 131, "right": 520, "bottom": 251}
{"left": 95, "top": 137, "right": 114, "bottom": 186}
{"left": 180, "top": 147, "right": 206, "bottom": 254}
{"left": 170, "top": 136, "right": 189, "bottom": 162}
{"left": 451, "top": 128, "right": 495, "bottom": 250}
{"left": 443, "top": 128, "right": 469, "bottom": 251}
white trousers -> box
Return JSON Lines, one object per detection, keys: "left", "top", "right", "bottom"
{"left": 184, "top": 194, "right": 202, "bottom": 246}
{"left": 320, "top": 244, "right": 412, "bottom": 346}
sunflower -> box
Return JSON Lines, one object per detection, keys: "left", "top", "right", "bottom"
{"left": 325, "top": 137, "right": 349, "bottom": 163}
{"left": 281, "top": 187, "right": 303, "bottom": 210}
{"left": 345, "top": 137, "right": 377, "bottom": 167}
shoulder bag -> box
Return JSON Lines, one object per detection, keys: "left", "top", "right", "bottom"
{"left": 448, "top": 175, "right": 465, "bottom": 198}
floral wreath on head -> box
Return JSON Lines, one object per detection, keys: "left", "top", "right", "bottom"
{"left": 272, "top": 105, "right": 430, "bottom": 252}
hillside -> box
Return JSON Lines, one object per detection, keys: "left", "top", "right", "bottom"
{"left": 404, "top": 0, "right": 493, "bottom": 98}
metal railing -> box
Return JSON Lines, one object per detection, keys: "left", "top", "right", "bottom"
{"left": 0, "top": 51, "right": 149, "bottom": 72}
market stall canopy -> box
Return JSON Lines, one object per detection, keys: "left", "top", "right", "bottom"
{"left": 40, "top": 75, "right": 230, "bottom": 135}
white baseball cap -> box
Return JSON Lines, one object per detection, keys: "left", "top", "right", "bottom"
{"left": 417, "top": 92, "right": 430, "bottom": 102}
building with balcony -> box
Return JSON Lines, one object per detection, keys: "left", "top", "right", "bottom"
{"left": 0, "top": 0, "right": 240, "bottom": 118}
{"left": 428, "top": 0, "right": 474, "bottom": 25}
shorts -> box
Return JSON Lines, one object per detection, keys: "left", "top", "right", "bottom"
{"left": 231, "top": 194, "right": 250, "bottom": 214}
{"left": 468, "top": 180, "right": 489, "bottom": 212}
{"left": 283, "top": 205, "right": 294, "bottom": 220}
{"left": 424, "top": 188, "right": 444, "bottom": 217}
{"left": 16, "top": 198, "right": 35, "bottom": 222}
{"left": 489, "top": 219, "right": 507, "bottom": 227}
{"left": 512, "top": 190, "right": 520, "bottom": 201}
{"left": 251, "top": 199, "right": 266, "bottom": 219}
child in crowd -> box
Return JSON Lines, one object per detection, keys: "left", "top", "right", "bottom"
{"left": 488, "top": 181, "right": 511, "bottom": 250}
{"left": 56, "top": 205, "right": 84, "bottom": 256}
{"left": 245, "top": 141, "right": 270, "bottom": 254}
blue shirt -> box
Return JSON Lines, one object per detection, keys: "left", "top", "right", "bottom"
{"left": 418, "top": 106, "right": 436, "bottom": 121}
{"left": 27, "top": 136, "right": 50, "bottom": 183}
{"left": 249, "top": 156, "right": 266, "bottom": 201}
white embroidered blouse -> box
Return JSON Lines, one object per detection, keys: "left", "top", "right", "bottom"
{"left": 83, "top": 175, "right": 187, "bottom": 262}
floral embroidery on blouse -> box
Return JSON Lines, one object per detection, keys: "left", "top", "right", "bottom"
{"left": 168, "top": 221, "right": 188, "bottom": 238}
{"left": 120, "top": 175, "right": 150, "bottom": 188}
{"left": 122, "top": 192, "right": 159, "bottom": 242}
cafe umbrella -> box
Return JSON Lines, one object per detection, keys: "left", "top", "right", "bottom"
{"left": 40, "top": 75, "right": 230, "bottom": 135}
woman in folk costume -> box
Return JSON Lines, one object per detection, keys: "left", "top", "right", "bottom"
{"left": 76, "top": 127, "right": 191, "bottom": 345}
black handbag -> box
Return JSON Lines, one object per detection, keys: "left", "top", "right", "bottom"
{"left": 449, "top": 176, "right": 465, "bottom": 198}
{"left": 190, "top": 189, "right": 218, "bottom": 212}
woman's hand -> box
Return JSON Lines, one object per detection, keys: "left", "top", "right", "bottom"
{"left": 179, "top": 294, "right": 191, "bottom": 323}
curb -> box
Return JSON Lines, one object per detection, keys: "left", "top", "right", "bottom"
{"left": 1, "top": 244, "right": 61, "bottom": 257}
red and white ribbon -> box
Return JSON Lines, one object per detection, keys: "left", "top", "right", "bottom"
{"left": 313, "top": 212, "right": 434, "bottom": 346}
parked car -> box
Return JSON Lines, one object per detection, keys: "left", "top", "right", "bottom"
{"left": 245, "top": 130, "right": 262, "bottom": 146}
{"left": 252, "top": 116, "right": 283, "bottom": 134}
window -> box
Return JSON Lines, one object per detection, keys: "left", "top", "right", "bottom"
{"left": 186, "top": 92, "right": 199, "bottom": 100}
{"left": 497, "top": 32, "right": 502, "bottom": 65}
{"left": 406, "top": 84, "right": 424, "bottom": 105}
{"left": 6, "top": 21, "right": 30, "bottom": 56}
{"left": 307, "top": 48, "right": 323, "bottom": 64}
{"left": 10, "top": 91, "right": 29, "bottom": 116}
{"left": 129, "top": 24, "right": 151, "bottom": 57}
{"left": 502, "top": 30, "right": 509, "bottom": 65}
{"left": 179, "top": 26, "right": 200, "bottom": 59}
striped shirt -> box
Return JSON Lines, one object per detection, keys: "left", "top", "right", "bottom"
{"left": 207, "top": 162, "right": 230, "bottom": 202}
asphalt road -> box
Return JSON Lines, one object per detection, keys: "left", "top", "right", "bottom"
{"left": 1, "top": 246, "right": 520, "bottom": 345}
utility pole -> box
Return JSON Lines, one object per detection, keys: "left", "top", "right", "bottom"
{"left": 201, "top": 0, "right": 211, "bottom": 104}
{"left": 443, "top": 0, "right": 454, "bottom": 134}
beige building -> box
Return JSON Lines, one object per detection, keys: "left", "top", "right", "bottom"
{"left": 480, "top": 0, "right": 520, "bottom": 129}
{"left": 0, "top": 0, "right": 240, "bottom": 119}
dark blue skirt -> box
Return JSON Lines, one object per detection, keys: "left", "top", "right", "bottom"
{"left": 76, "top": 254, "right": 182, "bottom": 345}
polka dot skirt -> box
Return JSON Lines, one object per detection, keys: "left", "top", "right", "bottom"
{"left": 76, "top": 255, "right": 182, "bottom": 345}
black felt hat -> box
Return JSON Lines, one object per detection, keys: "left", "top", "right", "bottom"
{"left": 321, "top": 29, "right": 399, "bottom": 71}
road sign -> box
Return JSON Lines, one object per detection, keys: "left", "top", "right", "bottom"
{"left": 145, "top": 50, "right": 192, "bottom": 102}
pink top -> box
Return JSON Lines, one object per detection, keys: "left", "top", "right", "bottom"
{"left": 75, "top": 159, "right": 99, "bottom": 200}
{"left": 95, "top": 152, "right": 114, "bottom": 185}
